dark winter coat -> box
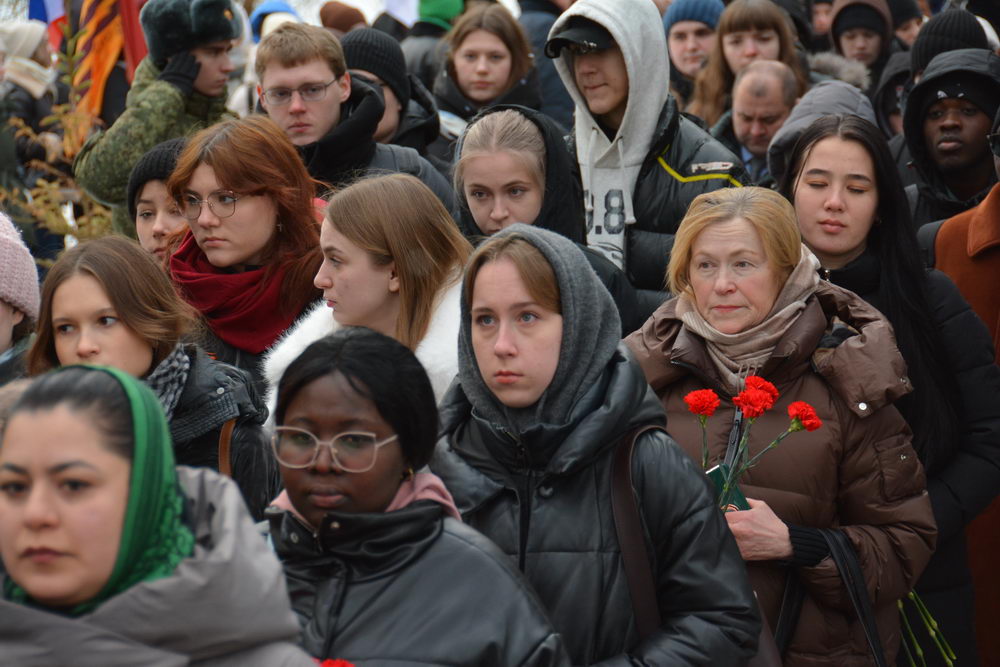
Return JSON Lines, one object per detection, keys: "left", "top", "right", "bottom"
{"left": 710, "top": 111, "right": 776, "bottom": 189}
{"left": 401, "top": 22, "right": 448, "bottom": 92}
{"left": 268, "top": 500, "right": 570, "bottom": 665}
{"left": 298, "top": 77, "right": 456, "bottom": 212}
{"left": 389, "top": 73, "right": 450, "bottom": 176}
{"left": 518, "top": 0, "right": 574, "bottom": 131}
{"left": 431, "top": 345, "right": 762, "bottom": 665}
{"left": 902, "top": 49, "right": 1000, "bottom": 228}
{"left": 0, "top": 77, "right": 58, "bottom": 182}
{"left": 825, "top": 256, "right": 1000, "bottom": 665}
{"left": 625, "top": 281, "right": 937, "bottom": 666}
{"left": 0, "top": 336, "right": 30, "bottom": 387}
{"left": 871, "top": 51, "right": 909, "bottom": 139}
{"left": 171, "top": 345, "right": 279, "bottom": 520}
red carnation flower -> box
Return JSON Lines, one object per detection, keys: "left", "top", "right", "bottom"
{"left": 733, "top": 388, "right": 775, "bottom": 419}
{"left": 684, "top": 389, "right": 721, "bottom": 417}
{"left": 788, "top": 401, "right": 822, "bottom": 432}
{"left": 316, "top": 660, "right": 356, "bottom": 667}
{"left": 744, "top": 376, "right": 779, "bottom": 402}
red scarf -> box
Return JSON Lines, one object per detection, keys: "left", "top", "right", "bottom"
{"left": 170, "top": 232, "right": 298, "bottom": 354}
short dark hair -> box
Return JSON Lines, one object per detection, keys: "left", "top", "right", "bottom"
{"left": 3, "top": 367, "right": 134, "bottom": 461}
{"left": 733, "top": 59, "right": 798, "bottom": 109}
{"left": 274, "top": 328, "right": 439, "bottom": 469}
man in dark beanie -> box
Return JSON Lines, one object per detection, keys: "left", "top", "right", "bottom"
{"left": 829, "top": 0, "right": 893, "bottom": 94}
{"left": 904, "top": 48, "right": 1000, "bottom": 227}
{"left": 74, "top": 0, "right": 241, "bottom": 236}
{"left": 910, "top": 9, "right": 988, "bottom": 82}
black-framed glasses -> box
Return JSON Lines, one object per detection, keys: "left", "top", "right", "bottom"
{"left": 271, "top": 426, "right": 398, "bottom": 472}
{"left": 261, "top": 79, "right": 338, "bottom": 106}
{"left": 182, "top": 191, "right": 242, "bottom": 221}
{"left": 989, "top": 132, "right": 1000, "bottom": 158}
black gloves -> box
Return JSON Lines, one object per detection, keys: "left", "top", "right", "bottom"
{"left": 158, "top": 51, "right": 201, "bottom": 96}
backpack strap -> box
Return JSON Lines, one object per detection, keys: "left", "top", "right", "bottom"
{"left": 917, "top": 219, "right": 945, "bottom": 268}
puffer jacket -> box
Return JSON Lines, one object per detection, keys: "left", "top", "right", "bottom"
{"left": 431, "top": 345, "right": 761, "bottom": 666}
{"left": 390, "top": 73, "right": 450, "bottom": 176}
{"left": 268, "top": 500, "right": 570, "bottom": 665}
{"left": 903, "top": 49, "right": 1000, "bottom": 228}
{"left": 170, "top": 345, "right": 279, "bottom": 520}
{"left": 0, "top": 467, "right": 314, "bottom": 666}
{"left": 624, "top": 281, "right": 938, "bottom": 666}
{"left": 74, "top": 56, "right": 234, "bottom": 236}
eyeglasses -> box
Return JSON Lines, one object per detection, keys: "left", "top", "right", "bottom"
{"left": 271, "top": 426, "right": 399, "bottom": 472}
{"left": 261, "top": 79, "right": 338, "bottom": 106}
{"left": 989, "top": 133, "right": 1000, "bottom": 158}
{"left": 182, "top": 190, "right": 242, "bottom": 221}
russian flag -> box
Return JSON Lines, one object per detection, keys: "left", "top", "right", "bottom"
{"left": 28, "top": 0, "right": 68, "bottom": 48}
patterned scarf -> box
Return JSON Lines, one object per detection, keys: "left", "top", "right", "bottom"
{"left": 144, "top": 344, "right": 190, "bottom": 421}
{"left": 3, "top": 366, "right": 194, "bottom": 616}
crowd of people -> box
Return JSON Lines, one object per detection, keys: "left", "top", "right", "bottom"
{"left": 1, "top": 0, "right": 1000, "bottom": 664}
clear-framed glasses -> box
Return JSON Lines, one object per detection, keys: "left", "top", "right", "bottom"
{"left": 182, "top": 190, "right": 242, "bottom": 221}
{"left": 271, "top": 426, "right": 399, "bottom": 472}
{"left": 261, "top": 79, "right": 338, "bottom": 106}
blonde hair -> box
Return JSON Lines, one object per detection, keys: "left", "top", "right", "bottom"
{"left": 667, "top": 187, "right": 801, "bottom": 295}
{"left": 455, "top": 109, "right": 545, "bottom": 196}
{"left": 464, "top": 234, "right": 560, "bottom": 314}
{"left": 324, "top": 174, "right": 473, "bottom": 350}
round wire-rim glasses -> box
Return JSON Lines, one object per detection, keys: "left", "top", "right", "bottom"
{"left": 271, "top": 426, "right": 399, "bottom": 472}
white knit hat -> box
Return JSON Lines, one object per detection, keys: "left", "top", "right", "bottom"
{"left": 0, "top": 213, "right": 40, "bottom": 322}
{"left": 0, "top": 20, "right": 47, "bottom": 60}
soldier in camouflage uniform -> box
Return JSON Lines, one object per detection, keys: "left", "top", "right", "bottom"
{"left": 74, "top": 0, "right": 242, "bottom": 236}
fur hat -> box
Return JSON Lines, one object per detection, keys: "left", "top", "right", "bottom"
{"left": 0, "top": 213, "right": 40, "bottom": 322}
{"left": 140, "top": 0, "right": 243, "bottom": 67}
{"left": 0, "top": 20, "right": 47, "bottom": 60}
{"left": 341, "top": 28, "right": 410, "bottom": 111}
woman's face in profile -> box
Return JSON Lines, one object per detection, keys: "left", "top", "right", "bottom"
{"left": 688, "top": 217, "right": 782, "bottom": 334}
{"left": 0, "top": 406, "right": 129, "bottom": 608}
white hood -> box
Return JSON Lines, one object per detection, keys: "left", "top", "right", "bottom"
{"left": 550, "top": 0, "right": 670, "bottom": 268}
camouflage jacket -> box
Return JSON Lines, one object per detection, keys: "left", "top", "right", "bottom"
{"left": 73, "top": 56, "right": 234, "bottom": 235}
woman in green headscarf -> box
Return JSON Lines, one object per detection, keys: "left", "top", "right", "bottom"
{"left": 0, "top": 365, "right": 313, "bottom": 665}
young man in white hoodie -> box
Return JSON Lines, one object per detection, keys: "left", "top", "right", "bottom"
{"left": 547, "top": 0, "right": 746, "bottom": 315}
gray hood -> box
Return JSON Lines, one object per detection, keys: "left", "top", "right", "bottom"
{"left": 0, "top": 467, "right": 312, "bottom": 666}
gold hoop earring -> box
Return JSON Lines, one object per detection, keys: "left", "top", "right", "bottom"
{"left": 402, "top": 466, "right": 415, "bottom": 481}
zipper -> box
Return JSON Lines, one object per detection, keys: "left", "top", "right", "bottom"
{"left": 503, "top": 428, "right": 534, "bottom": 573}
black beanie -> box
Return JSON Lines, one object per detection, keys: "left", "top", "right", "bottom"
{"left": 833, "top": 5, "right": 887, "bottom": 41}
{"left": 910, "top": 10, "right": 988, "bottom": 75}
{"left": 127, "top": 138, "right": 187, "bottom": 221}
{"left": 341, "top": 28, "right": 411, "bottom": 112}
{"left": 140, "top": 0, "right": 243, "bottom": 68}
{"left": 886, "top": 0, "right": 921, "bottom": 30}
{"left": 919, "top": 73, "right": 1000, "bottom": 131}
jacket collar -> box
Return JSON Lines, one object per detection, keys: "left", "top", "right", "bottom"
{"left": 299, "top": 77, "right": 382, "bottom": 183}
{"left": 966, "top": 182, "right": 1000, "bottom": 257}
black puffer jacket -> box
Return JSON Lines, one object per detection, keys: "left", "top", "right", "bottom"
{"left": 172, "top": 345, "right": 279, "bottom": 520}
{"left": 431, "top": 346, "right": 761, "bottom": 666}
{"left": 826, "top": 257, "right": 1000, "bottom": 663}
{"left": 903, "top": 49, "right": 1000, "bottom": 227}
{"left": 390, "top": 73, "right": 450, "bottom": 176}
{"left": 268, "top": 500, "right": 570, "bottom": 665}
{"left": 626, "top": 96, "right": 747, "bottom": 298}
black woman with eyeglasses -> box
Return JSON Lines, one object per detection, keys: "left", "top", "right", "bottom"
{"left": 166, "top": 115, "right": 323, "bottom": 391}
{"left": 267, "top": 327, "right": 569, "bottom": 666}
{"left": 779, "top": 113, "right": 1000, "bottom": 665}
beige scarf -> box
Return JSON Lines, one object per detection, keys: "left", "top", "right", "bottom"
{"left": 3, "top": 56, "right": 56, "bottom": 100}
{"left": 677, "top": 245, "right": 821, "bottom": 395}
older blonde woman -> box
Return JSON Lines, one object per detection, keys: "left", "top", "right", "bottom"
{"left": 625, "top": 186, "right": 936, "bottom": 665}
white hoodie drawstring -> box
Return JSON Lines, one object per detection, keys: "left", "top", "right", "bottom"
{"left": 582, "top": 125, "right": 599, "bottom": 214}
{"left": 615, "top": 136, "right": 637, "bottom": 225}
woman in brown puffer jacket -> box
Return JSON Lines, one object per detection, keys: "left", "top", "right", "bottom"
{"left": 624, "top": 186, "right": 936, "bottom": 666}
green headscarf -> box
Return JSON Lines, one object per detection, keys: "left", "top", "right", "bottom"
{"left": 3, "top": 365, "right": 194, "bottom": 616}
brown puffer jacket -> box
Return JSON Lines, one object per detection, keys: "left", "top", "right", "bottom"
{"left": 624, "top": 281, "right": 937, "bottom": 666}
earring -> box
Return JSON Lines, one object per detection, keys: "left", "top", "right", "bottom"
{"left": 277, "top": 221, "right": 284, "bottom": 232}
{"left": 401, "top": 467, "right": 415, "bottom": 481}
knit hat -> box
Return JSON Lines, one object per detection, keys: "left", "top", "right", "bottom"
{"left": 319, "top": 1, "right": 367, "bottom": 33}
{"left": 663, "top": 0, "right": 725, "bottom": 36}
{"left": 126, "top": 138, "right": 187, "bottom": 221}
{"left": 887, "top": 0, "right": 921, "bottom": 29}
{"left": 342, "top": 28, "right": 411, "bottom": 110}
{"left": 419, "top": 0, "right": 463, "bottom": 32}
{"left": 248, "top": 0, "right": 300, "bottom": 43}
{"left": 919, "top": 72, "right": 1000, "bottom": 129}
{"left": 833, "top": 4, "right": 887, "bottom": 41}
{"left": 140, "top": 0, "right": 243, "bottom": 68}
{"left": 0, "top": 213, "right": 40, "bottom": 322}
{"left": 910, "top": 10, "right": 987, "bottom": 75}
{"left": 0, "top": 20, "right": 47, "bottom": 60}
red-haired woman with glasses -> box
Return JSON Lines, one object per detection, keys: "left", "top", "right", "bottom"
{"left": 167, "top": 115, "right": 323, "bottom": 390}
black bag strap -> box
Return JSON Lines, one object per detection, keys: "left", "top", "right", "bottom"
{"left": 772, "top": 568, "right": 805, "bottom": 654}
{"left": 917, "top": 219, "right": 945, "bottom": 268}
{"left": 820, "top": 529, "right": 889, "bottom": 667}
{"left": 611, "top": 424, "right": 665, "bottom": 641}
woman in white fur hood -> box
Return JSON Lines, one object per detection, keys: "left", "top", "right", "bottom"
{"left": 263, "top": 174, "right": 472, "bottom": 419}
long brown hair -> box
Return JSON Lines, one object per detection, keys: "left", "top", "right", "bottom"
{"left": 446, "top": 2, "right": 534, "bottom": 93}
{"left": 324, "top": 174, "right": 472, "bottom": 350}
{"left": 27, "top": 236, "right": 197, "bottom": 375}
{"left": 167, "top": 115, "right": 322, "bottom": 317}
{"left": 687, "top": 0, "right": 806, "bottom": 127}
